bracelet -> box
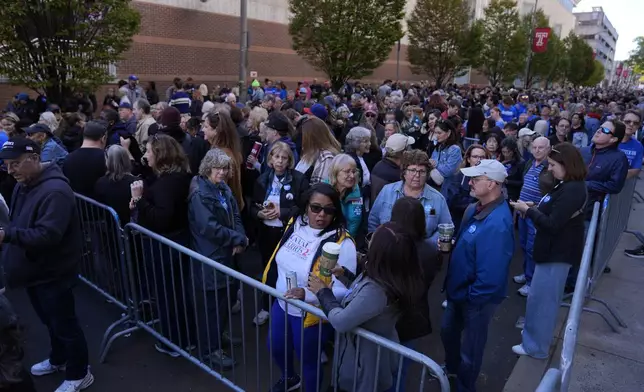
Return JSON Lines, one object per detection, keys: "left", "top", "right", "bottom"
{"left": 131, "top": 196, "right": 142, "bottom": 204}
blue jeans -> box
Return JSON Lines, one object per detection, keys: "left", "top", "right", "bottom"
{"left": 518, "top": 215, "right": 536, "bottom": 285}
{"left": 26, "top": 277, "right": 89, "bottom": 380}
{"left": 522, "top": 262, "right": 571, "bottom": 358}
{"left": 441, "top": 301, "right": 498, "bottom": 392}
{"left": 268, "top": 301, "right": 333, "bottom": 392}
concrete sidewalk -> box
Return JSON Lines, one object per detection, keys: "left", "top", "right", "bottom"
{"left": 504, "top": 179, "right": 644, "bottom": 391}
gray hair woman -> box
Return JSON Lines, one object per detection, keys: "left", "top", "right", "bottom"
{"left": 188, "top": 147, "right": 247, "bottom": 369}
{"left": 325, "top": 153, "right": 362, "bottom": 238}
{"left": 344, "top": 126, "right": 372, "bottom": 190}
{"left": 94, "top": 145, "right": 137, "bottom": 223}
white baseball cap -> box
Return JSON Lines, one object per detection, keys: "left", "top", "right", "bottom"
{"left": 461, "top": 159, "right": 508, "bottom": 183}
{"left": 385, "top": 134, "right": 415, "bottom": 153}
{"left": 518, "top": 128, "right": 536, "bottom": 138}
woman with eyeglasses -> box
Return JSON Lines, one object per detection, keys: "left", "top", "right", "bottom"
{"left": 307, "top": 221, "right": 424, "bottom": 392}
{"left": 510, "top": 143, "right": 588, "bottom": 359}
{"left": 446, "top": 144, "right": 490, "bottom": 232}
{"left": 324, "top": 154, "right": 363, "bottom": 238}
{"left": 262, "top": 183, "right": 357, "bottom": 392}
{"left": 251, "top": 141, "right": 309, "bottom": 326}
{"left": 429, "top": 119, "right": 463, "bottom": 200}
{"left": 188, "top": 148, "right": 248, "bottom": 369}
{"left": 369, "top": 150, "right": 453, "bottom": 253}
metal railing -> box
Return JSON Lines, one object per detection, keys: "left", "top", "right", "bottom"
{"left": 73, "top": 191, "right": 450, "bottom": 391}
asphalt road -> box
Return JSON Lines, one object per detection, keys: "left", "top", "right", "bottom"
{"left": 8, "top": 238, "right": 527, "bottom": 392}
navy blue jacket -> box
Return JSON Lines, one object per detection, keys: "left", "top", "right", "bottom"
{"left": 444, "top": 197, "right": 514, "bottom": 305}
{"left": 580, "top": 145, "right": 628, "bottom": 217}
{"left": 2, "top": 164, "right": 81, "bottom": 288}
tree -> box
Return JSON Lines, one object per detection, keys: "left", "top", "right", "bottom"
{"left": 406, "top": 0, "right": 481, "bottom": 88}
{"left": 0, "top": 0, "right": 140, "bottom": 104}
{"left": 519, "top": 10, "right": 553, "bottom": 87}
{"left": 288, "top": 0, "right": 405, "bottom": 90}
{"left": 477, "top": 0, "right": 526, "bottom": 87}
{"left": 626, "top": 36, "right": 644, "bottom": 75}
{"left": 562, "top": 33, "right": 595, "bottom": 86}
{"left": 582, "top": 60, "right": 605, "bottom": 87}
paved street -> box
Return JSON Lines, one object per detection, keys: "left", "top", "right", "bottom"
{"left": 9, "top": 240, "right": 528, "bottom": 392}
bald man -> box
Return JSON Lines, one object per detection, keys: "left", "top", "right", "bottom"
{"left": 513, "top": 136, "right": 551, "bottom": 297}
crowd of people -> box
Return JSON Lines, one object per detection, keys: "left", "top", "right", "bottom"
{"left": 0, "top": 75, "right": 643, "bottom": 392}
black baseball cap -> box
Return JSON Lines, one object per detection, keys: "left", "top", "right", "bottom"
{"left": 23, "top": 123, "right": 51, "bottom": 135}
{"left": 0, "top": 137, "right": 41, "bottom": 160}
{"left": 264, "top": 111, "right": 290, "bottom": 134}
{"left": 83, "top": 120, "right": 108, "bottom": 139}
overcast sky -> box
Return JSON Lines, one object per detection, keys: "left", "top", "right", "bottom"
{"left": 575, "top": 0, "right": 643, "bottom": 61}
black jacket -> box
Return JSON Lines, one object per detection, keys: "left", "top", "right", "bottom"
{"left": 370, "top": 158, "right": 400, "bottom": 202}
{"left": 504, "top": 159, "right": 525, "bottom": 201}
{"left": 251, "top": 169, "right": 309, "bottom": 225}
{"left": 2, "top": 164, "right": 81, "bottom": 288}
{"left": 160, "top": 125, "right": 209, "bottom": 175}
{"left": 94, "top": 174, "right": 138, "bottom": 224}
{"left": 527, "top": 180, "right": 587, "bottom": 266}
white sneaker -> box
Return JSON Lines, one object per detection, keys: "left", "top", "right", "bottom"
{"left": 518, "top": 284, "right": 530, "bottom": 297}
{"left": 31, "top": 359, "right": 66, "bottom": 376}
{"left": 513, "top": 274, "right": 526, "bottom": 284}
{"left": 512, "top": 344, "right": 528, "bottom": 356}
{"left": 253, "top": 309, "right": 270, "bottom": 326}
{"left": 55, "top": 371, "right": 94, "bottom": 392}
{"left": 441, "top": 300, "right": 448, "bottom": 309}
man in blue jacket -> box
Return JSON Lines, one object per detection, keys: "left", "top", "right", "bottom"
{"left": 0, "top": 138, "right": 93, "bottom": 391}
{"left": 442, "top": 159, "right": 514, "bottom": 392}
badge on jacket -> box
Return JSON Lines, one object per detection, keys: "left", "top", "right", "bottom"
{"left": 468, "top": 225, "right": 477, "bottom": 234}
{"left": 286, "top": 193, "right": 294, "bottom": 200}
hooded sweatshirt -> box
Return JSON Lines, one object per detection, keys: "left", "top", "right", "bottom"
{"left": 2, "top": 164, "right": 81, "bottom": 288}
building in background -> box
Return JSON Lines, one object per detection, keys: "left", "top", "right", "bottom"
{"left": 573, "top": 6, "right": 619, "bottom": 84}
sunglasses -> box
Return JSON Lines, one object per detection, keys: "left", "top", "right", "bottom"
{"left": 309, "top": 204, "right": 336, "bottom": 215}
{"left": 365, "top": 113, "right": 377, "bottom": 118}
{"left": 599, "top": 127, "right": 614, "bottom": 136}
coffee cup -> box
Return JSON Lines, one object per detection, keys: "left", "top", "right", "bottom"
{"left": 319, "top": 242, "right": 341, "bottom": 277}
{"left": 437, "top": 223, "right": 455, "bottom": 253}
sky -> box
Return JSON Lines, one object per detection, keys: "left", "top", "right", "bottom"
{"left": 575, "top": 0, "right": 643, "bottom": 60}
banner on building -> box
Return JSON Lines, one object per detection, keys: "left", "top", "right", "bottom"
{"left": 532, "top": 28, "right": 551, "bottom": 53}
{"left": 616, "top": 62, "right": 623, "bottom": 76}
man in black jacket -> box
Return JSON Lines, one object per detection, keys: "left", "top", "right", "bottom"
{"left": 0, "top": 138, "right": 94, "bottom": 391}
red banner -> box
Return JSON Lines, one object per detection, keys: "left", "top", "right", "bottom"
{"left": 616, "top": 62, "right": 623, "bottom": 76}
{"left": 623, "top": 69, "right": 629, "bottom": 78}
{"left": 532, "top": 28, "right": 551, "bottom": 53}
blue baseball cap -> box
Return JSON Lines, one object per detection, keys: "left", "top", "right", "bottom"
{"left": 128, "top": 75, "right": 138, "bottom": 81}
{"left": 0, "top": 137, "right": 41, "bottom": 160}
{"left": 23, "top": 123, "right": 51, "bottom": 135}
{"left": 119, "top": 102, "right": 132, "bottom": 110}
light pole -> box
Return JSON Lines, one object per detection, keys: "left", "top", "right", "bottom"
{"left": 239, "top": 0, "right": 249, "bottom": 102}
{"left": 523, "top": 0, "right": 539, "bottom": 89}
{"left": 396, "top": 39, "right": 401, "bottom": 81}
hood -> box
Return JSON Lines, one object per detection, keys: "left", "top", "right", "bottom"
{"left": 160, "top": 125, "right": 187, "bottom": 143}
{"left": 25, "top": 162, "right": 69, "bottom": 189}
{"left": 278, "top": 136, "right": 297, "bottom": 151}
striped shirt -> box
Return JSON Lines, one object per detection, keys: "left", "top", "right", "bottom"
{"left": 169, "top": 91, "right": 191, "bottom": 114}
{"left": 519, "top": 160, "right": 546, "bottom": 203}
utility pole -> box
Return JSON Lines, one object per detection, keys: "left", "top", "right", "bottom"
{"left": 239, "top": 0, "right": 249, "bottom": 102}
{"left": 523, "top": 0, "right": 539, "bottom": 89}
{"left": 396, "top": 40, "right": 401, "bottom": 81}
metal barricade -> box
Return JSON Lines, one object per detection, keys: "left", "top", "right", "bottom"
{"left": 123, "top": 222, "right": 450, "bottom": 392}
{"left": 74, "top": 193, "right": 138, "bottom": 362}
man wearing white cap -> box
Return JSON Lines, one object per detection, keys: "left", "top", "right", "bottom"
{"left": 441, "top": 159, "right": 514, "bottom": 392}
{"left": 370, "top": 134, "right": 414, "bottom": 201}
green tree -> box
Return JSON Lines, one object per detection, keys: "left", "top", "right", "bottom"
{"left": 582, "top": 60, "right": 605, "bottom": 86}
{"left": 288, "top": 0, "right": 405, "bottom": 90}
{"left": 626, "top": 36, "right": 644, "bottom": 75}
{"left": 406, "top": 0, "right": 481, "bottom": 88}
{"left": 0, "top": 0, "right": 140, "bottom": 104}
{"left": 477, "top": 0, "right": 526, "bottom": 87}
{"left": 562, "top": 33, "right": 595, "bottom": 86}
{"left": 520, "top": 10, "right": 553, "bottom": 87}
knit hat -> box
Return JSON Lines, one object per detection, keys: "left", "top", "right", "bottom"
{"left": 160, "top": 107, "right": 181, "bottom": 128}
{"left": 310, "top": 103, "right": 328, "bottom": 120}
{"left": 251, "top": 79, "right": 260, "bottom": 88}
{"left": 264, "top": 111, "right": 290, "bottom": 134}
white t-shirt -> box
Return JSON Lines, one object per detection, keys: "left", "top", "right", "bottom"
{"left": 274, "top": 218, "right": 357, "bottom": 317}
{"left": 358, "top": 156, "right": 370, "bottom": 186}
{"left": 264, "top": 175, "right": 283, "bottom": 228}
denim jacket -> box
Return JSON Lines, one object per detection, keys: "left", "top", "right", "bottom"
{"left": 41, "top": 138, "right": 68, "bottom": 166}
{"left": 430, "top": 144, "right": 463, "bottom": 200}
{"left": 368, "top": 180, "right": 452, "bottom": 252}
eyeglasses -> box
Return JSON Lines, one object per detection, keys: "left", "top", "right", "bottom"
{"left": 212, "top": 167, "right": 230, "bottom": 173}
{"left": 624, "top": 120, "right": 641, "bottom": 126}
{"left": 340, "top": 168, "right": 359, "bottom": 176}
{"left": 309, "top": 204, "right": 336, "bottom": 215}
{"left": 406, "top": 168, "right": 428, "bottom": 177}
{"left": 599, "top": 127, "right": 614, "bottom": 136}
{"left": 365, "top": 113, "right": 377, "bottom": 118}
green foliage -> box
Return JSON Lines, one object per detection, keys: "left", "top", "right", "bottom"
{"left": 582, "top": 60, "right": 605, "bottom": 87}
{"left": 519, "top": 10, "right": 554, "bottom": 87}
{"left": 626, "top": 36, "right": 644, "bottom": 74}
{"left": 562, "top": 33, "right": 595, "bottom": 86}
{"left": 0, "top": 0, "right": 140, "bottom": 103}
{"left": 477, "top": 0, "right": 526, "bottom": 87}
{"left": 406, "top": 0, "right": 481, "bottom": 88}
{"left": 288, "top": 0, "right": 405, "bottom": 90}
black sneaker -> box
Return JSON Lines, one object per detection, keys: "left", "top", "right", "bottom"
{"left": 269, "top": 375, "right": 301, "bottom": 392}
{"left": 203, "top": 349, "right": 236, "bottom": 370}
{"left": 624, "top": 245, "right": 644, "bottom": 259}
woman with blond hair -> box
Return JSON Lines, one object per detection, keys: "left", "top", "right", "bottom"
{"left": 294, "top": 116, "right": 341, "bottom": 184}
{"left": 324, "top": 154, "right": 362, "bottom": 237}
{"left": 203, "top": 111, "right": 245, "bottom": 210}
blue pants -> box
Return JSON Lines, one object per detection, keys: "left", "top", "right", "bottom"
{"left": 518, "top": 216, "right": 536, "bottom": 285}
{"left": 26, "top": 277, "right": 89, "bottom": 381}
{"left": 441, "top": 301, "right": 498, "bottom": 392}
{"left": 523, "top": 262, "right": 571, "bottom": 358}
{"left": 268, "top": 301, "right": 333, "bottom": 392}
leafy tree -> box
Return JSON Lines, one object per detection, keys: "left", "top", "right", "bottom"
{"left": 0, "top": 0, "right": 140, "bottom": 104}
{"left": 582, "top": 60, "right": 605, "bottom": 87}
{"left": 625, "top": 36, "right": 644, "bottom": 75}
{"left": 288, "top": 0, "right": 405, "bottom": 90}
{"left": 477, "top": 0, "right": 526, "bottom": 87}
{"left": 406, "top": 0, "right": 481, "bottom": 88}
{"left": 519, "top": 10, "right": 553, "bottom": 87}
{"left": 562, "top": 33, "right": 595, "bottom": 86}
